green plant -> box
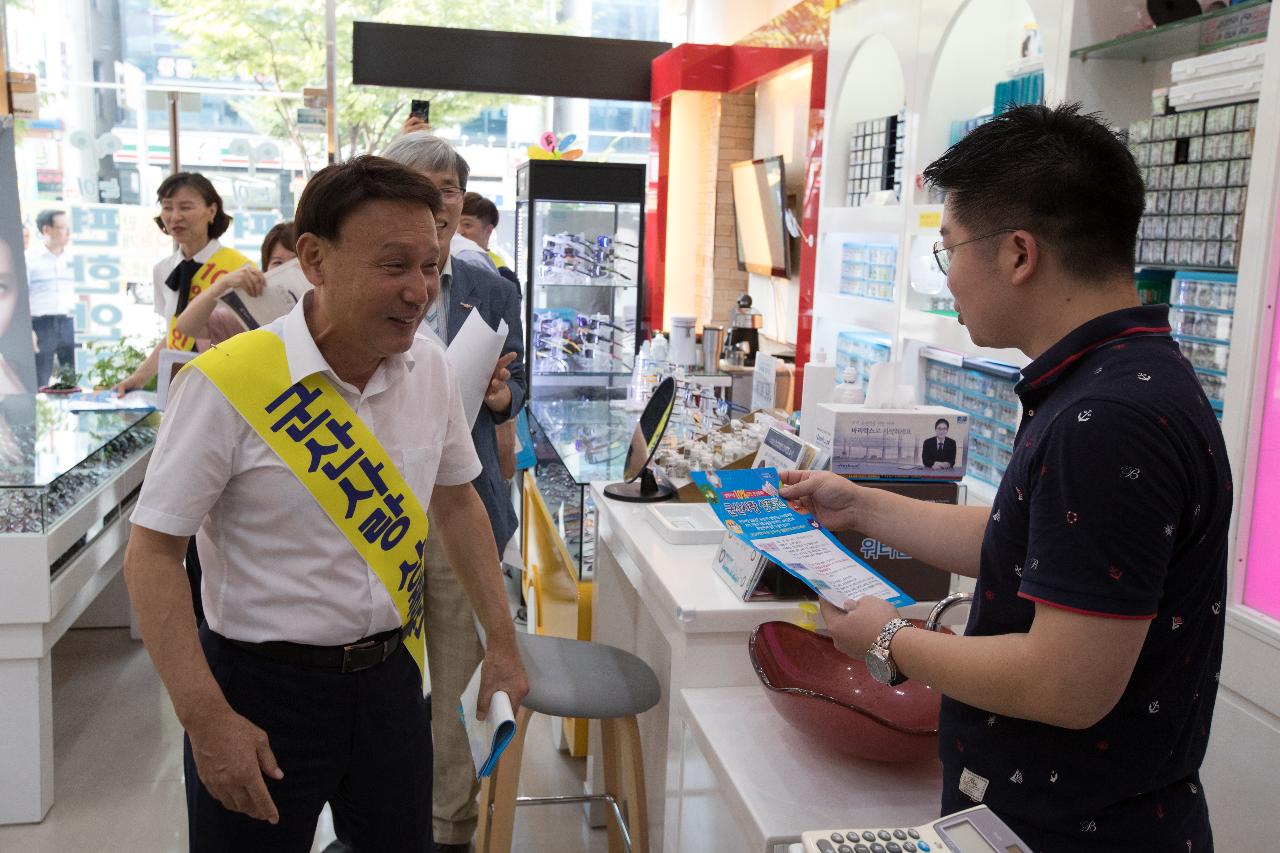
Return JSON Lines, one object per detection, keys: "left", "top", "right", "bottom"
{"left": 45, "top": 354, "right": 79, "bottom": 390}
{"left": 82, "top": 337, "right": 159, "bottom": 391}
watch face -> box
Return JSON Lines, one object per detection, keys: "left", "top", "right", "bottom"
{"left": 865, "top": 649, "right": 894, "bottom": 684}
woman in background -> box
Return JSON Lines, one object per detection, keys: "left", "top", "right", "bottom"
{"left": 114, "top": 172, "right": 254, "bottom": 393}
{"left": 171, "top": 220, "right": 296, "bottom": 342}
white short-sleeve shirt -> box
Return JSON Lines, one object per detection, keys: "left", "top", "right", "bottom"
{"left": 25, "top": 242, "right": 77, "bottom": 316}
{"left": 152, "top": 239, "right": 224, "bottom": 322}
{"left": 131, "top": 297, "right": 483, "bottom": 645}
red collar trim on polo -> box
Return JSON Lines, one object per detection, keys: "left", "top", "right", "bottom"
{"left": 1026, "top": 324, "right": 1172, "bottom": 390}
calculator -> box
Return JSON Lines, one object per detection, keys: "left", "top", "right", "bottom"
{"left": 800, "top": 805, "right": 1033, "bottom": 853}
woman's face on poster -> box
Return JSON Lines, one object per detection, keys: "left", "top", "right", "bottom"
{"left": 0, "top": 239, "right": 18, "bottom": 336}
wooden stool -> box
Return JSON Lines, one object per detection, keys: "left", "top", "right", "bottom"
{"left": 475, "top": 632, "right": 661, "bottom": 853}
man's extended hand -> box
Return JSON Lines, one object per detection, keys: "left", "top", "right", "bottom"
{"left": 820, "top": 596, "right": 902, "bottom": 660}
{"left": 186, "top": 706, "right": 284, "bottom": 824}
{"left": 778, "top": 470, "right": 868, "bottom": 533}
{"left": 475, "top": 638, "right": 530, "bottom": 721}
{"left": 483, "top": 351, "right": 517, "bottom": 413}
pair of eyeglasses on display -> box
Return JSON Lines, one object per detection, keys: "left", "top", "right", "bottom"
{"left": 931, "top": 228, "right": 1019, "bottom": 274}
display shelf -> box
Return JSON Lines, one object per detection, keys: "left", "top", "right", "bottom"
{"left": 533, "top": 277, "right": 638, "bottom": 289}
{"left": 516, "top": 161, "right": 645, "bottom": 384}
{"left": 818, "top": 204, "right": 905, "bottom": 235}
{"left": 1169, "top": 302, "right": 1234, "bottom": 315}
{"left": 1, "top": 397, "right": 159, "bottom": 824}
{"left": 1173, "top": 331, "right": 1233, "bottom": 347}
{"left": 899, "top": 305, "right": 1030, "bottom": 367}
{"left": 527, "top": 398, "right": 633, "bottom": 579}
{"left": 1070, "top": 0, "right": 1271, "bottom": 63}
{"left": 0, "top": 398, "right": 158, "bottom": 536}
{"left": 924, "top": 352, "right": 1023, "bottom": 487}
{"left": 813, "top": 291, "right": 899, "bottom": 337}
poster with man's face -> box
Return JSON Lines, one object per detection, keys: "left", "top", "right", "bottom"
{"left": 0, "top": 122, "right": 37, "bottom": 393}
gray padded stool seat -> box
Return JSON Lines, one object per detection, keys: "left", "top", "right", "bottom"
{"left": 476, "top": 633, "right": 662, "bottom": 853}
{"left": 516, "top": 631, "right": 661, "bottom": 719}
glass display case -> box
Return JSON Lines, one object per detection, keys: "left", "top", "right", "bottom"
{"left": 526, "top": 394, "right": 634, "bottom": 579}
{"left": 515, "top": 160, "right": 646, "bottom": 395}
{"left": 0, "top": 396, "right": 159, "bottom": 535}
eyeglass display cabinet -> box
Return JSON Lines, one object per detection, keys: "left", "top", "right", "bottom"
{"left": 515, "top": 160, "right": 645, "bottom": 396}
{"left": 0, "top": 395, "right": 159, "bottom": 824}
{"left": 525, "top": 395, "right": 633, "bottom": 582}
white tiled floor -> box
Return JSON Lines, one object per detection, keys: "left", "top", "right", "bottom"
{"left": 0, "top": 628, "right": 607, "bottom": 852}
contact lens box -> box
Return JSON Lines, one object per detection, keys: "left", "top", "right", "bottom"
{"left": 812, "top": 404, "right": 970, "bottom": 481}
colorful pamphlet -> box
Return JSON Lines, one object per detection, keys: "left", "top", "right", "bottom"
{"left": 459, "top": 664, "right": 518, "bottom": 778}
{"left": 690, "top": 467, "right": 914, "bottom": 610}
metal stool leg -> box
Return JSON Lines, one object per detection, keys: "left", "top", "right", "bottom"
{"left": 476, "top": 705, "right": 534, "bottom": 853}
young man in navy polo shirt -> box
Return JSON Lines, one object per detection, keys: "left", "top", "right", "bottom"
{"left": 782, "top": 104, "right": 1229, "bottom": 851}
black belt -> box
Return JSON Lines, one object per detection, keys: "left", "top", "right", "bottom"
{"left": 225, "top": 627, "right": 403, "bottom": 673}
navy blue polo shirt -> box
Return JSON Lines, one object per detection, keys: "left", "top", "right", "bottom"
{"left": 939, "top": 305, "right": 1230, "bottom": 852}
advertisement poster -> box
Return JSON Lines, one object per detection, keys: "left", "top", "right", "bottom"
{"left": 690, "top": 467, "right": 914, "bottom": 609}
{"left": 0, "top": 123, "right": 38, "bottom": 393}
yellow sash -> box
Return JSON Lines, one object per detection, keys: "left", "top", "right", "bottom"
{"left": 167, "top": 246, "right": 254, "bottom": 351}
{"left": 188, "top": 329, "right": 429, "bottom": 676}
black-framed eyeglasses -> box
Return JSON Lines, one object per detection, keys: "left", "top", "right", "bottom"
{"left": 932, "top": 229, "right": 1018, "bottom": 274}
{"left": 438, "top": 185, "right": 464, "bottom": 202}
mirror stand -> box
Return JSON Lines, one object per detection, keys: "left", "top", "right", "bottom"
{"left": 603, "top": 465, "right": 675, "bottom": 503}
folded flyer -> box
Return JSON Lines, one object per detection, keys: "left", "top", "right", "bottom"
{"left": 690, "top": 467, "right": 914, "bottom": 610}
{"left": 219, "top": 257, "right": 312, "bottom": 330}
{"left": 458, "top": 664, "right": 518, "bottom": 778}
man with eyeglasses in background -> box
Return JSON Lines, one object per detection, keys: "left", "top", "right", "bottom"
{"left": 782, "top": 104, "right": 1230, "bottom": 851}
{"left": 378, "top": 130, "right": 525, "bottom": 853}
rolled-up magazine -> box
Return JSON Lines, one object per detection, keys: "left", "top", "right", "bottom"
{"left": 458, "top": 664, "right": 518, "bottom": 778}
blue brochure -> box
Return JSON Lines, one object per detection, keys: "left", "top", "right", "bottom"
{"left": 690, "top": 467, "right": 914, "bottom": 609}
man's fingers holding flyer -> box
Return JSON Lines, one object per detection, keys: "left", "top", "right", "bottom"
{"left": 821, "top": 595, "right": 902, "bottom": 658}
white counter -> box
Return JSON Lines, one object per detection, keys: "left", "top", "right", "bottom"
{"left": 0, "top": 449, "right": 151, "bottom": 824}
{"left": 588, "top": 483, "right": 945, "bottom": 852}
{"left": 673, "top": 686, "right": 942, "bottom": 852}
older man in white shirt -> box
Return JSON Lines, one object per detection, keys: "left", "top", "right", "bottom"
{"left": 25, "top": 209, "right": 77, "bottom": 386}
{"left": 124, "top": 156, "right": 528, "bottom": 853}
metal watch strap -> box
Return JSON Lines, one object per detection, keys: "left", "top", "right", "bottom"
{"left": 875, "top": 618, "right": 914, "bottom": 657}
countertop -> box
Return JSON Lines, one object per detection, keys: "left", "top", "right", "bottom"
{"left": 679, "top": 685, "right": 942, "bottom": 849}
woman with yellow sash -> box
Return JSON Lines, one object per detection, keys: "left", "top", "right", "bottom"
{"left": 114, "top": 173, "right": 254, "bottom": 624}
{"left": 114, "top": 172, "right": 255, "bottom": 394}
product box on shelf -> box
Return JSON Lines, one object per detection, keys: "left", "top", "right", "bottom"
{"left": 1131, "top": 98, "right": 1257, "bottom": 271}
{"left": 811, "top": 403, "right": 969, "bottom": 480}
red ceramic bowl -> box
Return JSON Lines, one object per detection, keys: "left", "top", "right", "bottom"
{"left": 749, "top": 620, "right": 943, "bottom": 763}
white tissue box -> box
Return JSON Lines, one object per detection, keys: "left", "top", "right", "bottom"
{"left": 812, "top": 403, "right": 969, "bottom": 480}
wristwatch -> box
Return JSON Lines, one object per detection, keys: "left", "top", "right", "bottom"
{"left": 865, "top": 618, "right": 914, "bottom": 686}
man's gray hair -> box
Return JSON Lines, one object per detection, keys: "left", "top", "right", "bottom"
{"left": 381, "top": 132, "right": 469, "bottom": 189}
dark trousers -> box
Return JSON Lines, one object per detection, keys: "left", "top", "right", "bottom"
{"left": 186, "top": 538, "right": 205, "bottom": 625}
{"left": 32, "top": 314, "right": 74, "bottom": 387}
{"left": 186, "top": 625, "right": 433, "bottom": 853}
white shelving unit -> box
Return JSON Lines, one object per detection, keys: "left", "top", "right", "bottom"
{"left": 814, "top": 0, "right": 1064, "bottom": 501}
{"left": 812, "top": 1, "right": 1280, "bottom": 845}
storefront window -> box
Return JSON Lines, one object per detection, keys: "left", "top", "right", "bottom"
{"left": 6, "top": 0, "right": 319, "bottom": 387}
